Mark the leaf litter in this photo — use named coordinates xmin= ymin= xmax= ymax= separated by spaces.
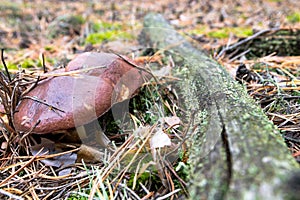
xmin=1 ymin=0 xmax=300 ymax=199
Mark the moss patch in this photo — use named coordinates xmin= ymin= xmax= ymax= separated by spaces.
xmin=208 ymin=27 xmax=253 ymax=39
xmin=287 ymin=12 xmax=300 ymax=23
xmin=91 ymin=21 xmax=122 ymax=32
xmin=189 ymin=26 xmax=253 ymax=39
xmin=85 ymin=21 xmax=134 ymax=44
xmin=85 ymin=31 xmax=133 ymax=44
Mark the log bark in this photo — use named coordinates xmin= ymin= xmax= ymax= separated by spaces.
xmin=139 ymin=13 xmax=299 ymax=200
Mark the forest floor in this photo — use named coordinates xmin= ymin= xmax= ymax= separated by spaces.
xmin=1 ymin=0 xmax=300 ymax=199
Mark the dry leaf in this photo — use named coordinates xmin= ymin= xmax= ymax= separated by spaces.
xmin=150 ymin=129 xmax=171 ymax=149
xmin=133 ymin=126 xmax=151 ymax=139
xmin=30 ymin=138 xmax=77 ymax=176
xmin=77 ymin=144 xmax=104 ymax=162
xmin=164 ymin=116 xmax=181 ymax=128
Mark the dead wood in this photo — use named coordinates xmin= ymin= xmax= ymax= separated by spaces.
xmin=139 ymin=13 xmax=299 ymax=200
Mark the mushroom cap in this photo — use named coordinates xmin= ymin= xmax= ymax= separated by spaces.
xmin=13 ymin=52 xmax=149 ymax=134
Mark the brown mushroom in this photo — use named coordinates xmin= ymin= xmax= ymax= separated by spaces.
xmin=13 ymin=52 xmax=150 ymax=134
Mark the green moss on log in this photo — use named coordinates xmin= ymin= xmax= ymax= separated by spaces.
xmin=140 ymin=13 xmax=299 ymax=200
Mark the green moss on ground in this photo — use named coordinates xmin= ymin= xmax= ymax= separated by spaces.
xmin=287 ymin=12 xmax=300 ymax=23
xmin=189 ymin=26 xmax=253 ymax=39
xmin=85 ymin=21 xmax=135 ymax=45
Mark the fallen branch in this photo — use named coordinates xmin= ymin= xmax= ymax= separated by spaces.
xmin=140 ymin=13 xmax=299 ymax=200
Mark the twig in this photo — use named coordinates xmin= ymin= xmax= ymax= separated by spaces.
xmin=1 ymin=49 xmax=12 ymax=82
xmin=36 ymin=65 xmax=107 ymax=77
xmin=42 ymin=53 xmax=47 ymax=73
xmin=228 ymin=49 xmax=251 ymax=63
xmin=0 ymin=73 xmax=11 ymax=113
xmin=140 ymin=191 xmax=154 ymax=200
xmin=0 ymin=71 xmax=10 ymax=93
xmin=21 ymin=76 xmax=41 ymax=96
xmin=119 ymin=183 xmax=141 ymax=200
xmin=0 ymin=148 xmax=44 ymax=187
xmin=0 ymin=189 xmax=24 ymax=200
xmin=156 ymin=189 xmax=181 ymax=200
xmin=216 ymin=28 xmax=279 ymax=59
xmin=164 ymin=160 xmax=187 ymax=187
xmin=21 ymin=96 xmax=65 ymax=113
xmin=10 ymin=83 xmax=19 ymax=129
xmin=19 ymin=120 xmax=41 ymax=141
xmin=113 ymin=52 xmax=157 ymax=82
xmin=0 ymin=148 xmax=80 ymax=169
xmin=139 ymin=182 xmax=150 ymax=194
xmin=283 ymin=135 xmax=300 ymax=143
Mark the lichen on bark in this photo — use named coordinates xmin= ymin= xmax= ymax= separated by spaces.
xmin=140 ymin=13 xmax=299 ymax=200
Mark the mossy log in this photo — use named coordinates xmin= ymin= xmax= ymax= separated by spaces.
xmin=139 ymin=13 xmax=299 ymax=200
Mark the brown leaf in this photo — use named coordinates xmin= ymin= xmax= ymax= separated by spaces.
xmin=76 ymin=144 xmax=105 ymax=163
xmin=30 ymin=138 xmax=77 ymax=176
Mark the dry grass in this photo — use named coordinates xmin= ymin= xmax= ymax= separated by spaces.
xmin=221 ymin=55 xmax=300 ymax=163
xmin=0 ymin=52 xmax=189 ymax=199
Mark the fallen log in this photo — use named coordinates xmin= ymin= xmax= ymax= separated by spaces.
xmin=140 ymin=13 xmax=299 ymax=199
